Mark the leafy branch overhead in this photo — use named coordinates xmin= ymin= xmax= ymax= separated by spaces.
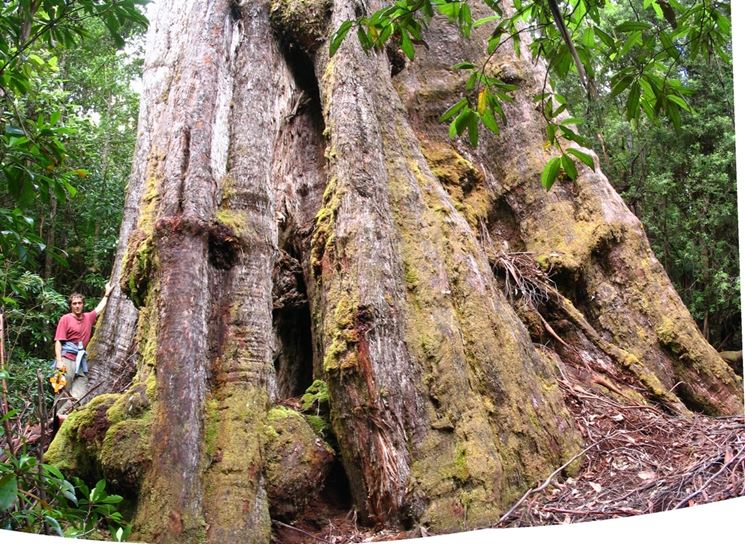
xmin=1 ymin=0 xmax=148 ymax=260
xmin=329 ymin=0 xmax=731 ymax=190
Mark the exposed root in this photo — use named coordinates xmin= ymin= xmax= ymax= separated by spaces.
xmin=551 ymin=293 xmax=687 ymax=414
xmin=266 ymin=343 xmax=744 ymax=543
xmin=485 ymin=243 xmax=687 ymax=414
xmin=276 ymin=379 xmax=743 ymax=541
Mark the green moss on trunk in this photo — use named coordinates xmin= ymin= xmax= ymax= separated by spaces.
xmin=262 ymin=406 xmax=335 ymax=520
xmin=201 ymin=385 xmax=271 ymax=542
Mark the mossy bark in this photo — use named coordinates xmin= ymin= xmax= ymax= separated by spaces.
xmin=392 ymin=5 xmax=741 ymax=416
xmin=51 ymin=1 xmax=742 ymax=542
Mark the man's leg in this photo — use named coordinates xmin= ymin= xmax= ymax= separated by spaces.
xmin=70 ymin=374 xmax=88 ymax=403
xmin=56 ymin=360 xmax=77 ymax=416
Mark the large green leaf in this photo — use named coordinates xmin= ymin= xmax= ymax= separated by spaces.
xmin=541 ymin=157 xmax=562 ymax=190
xmin=566 ymin=148 xmax=595 ymax=171
xmin=626 ymin=82 xmax=641 ymax=121
xmin=0 ymin=474 xmax=18 ymax=511
xmin=329 ymin=20 xmax=354 ymax=57
xmin=615 ymin=21 xmax=652 ymax=32
xmin=440 ymin=98 xmax=468 ymax=122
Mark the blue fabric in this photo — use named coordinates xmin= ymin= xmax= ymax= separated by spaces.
xmin=52 ymin=341 xmax=89 ymax=376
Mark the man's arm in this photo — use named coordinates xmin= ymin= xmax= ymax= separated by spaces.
xmin=93 ymin=282 xmax=114 ymax=315
xmin=55 ymin=340 xmax=64 ymax=370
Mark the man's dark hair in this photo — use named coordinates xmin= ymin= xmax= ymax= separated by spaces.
xmin=69 ymin=292 xmax=85 ymax=308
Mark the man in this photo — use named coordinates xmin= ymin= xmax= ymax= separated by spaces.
xmin=53 ymin=282 xmax=113 ymax=412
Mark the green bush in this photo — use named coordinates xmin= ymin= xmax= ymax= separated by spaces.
xmin=0 ymin=445 xmax=131 ymax=540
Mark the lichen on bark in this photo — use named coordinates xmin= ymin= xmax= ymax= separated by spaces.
xmin=269 ymin=0 xmax=332 ymax=53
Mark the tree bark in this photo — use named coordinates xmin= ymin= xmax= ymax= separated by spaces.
xmin=42 ymin=191 xmax=56 ymax=279
xmin=47 ymin=1 xmax=743 ymax=542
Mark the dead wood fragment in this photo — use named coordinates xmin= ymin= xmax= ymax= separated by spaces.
xmin=487 ymin=247 xmax=687 ymax=413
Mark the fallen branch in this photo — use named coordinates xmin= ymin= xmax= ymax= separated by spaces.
xmin=498 ymin=432 xmax=620 ymax=525
xmin=272 ymin=520 xmax=331 ymax=543
xmin=672 ymin=443 xmax=745 ymax=509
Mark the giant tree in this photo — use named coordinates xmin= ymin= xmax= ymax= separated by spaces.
xmin=45 ymin=1 xmax=743 ymax=542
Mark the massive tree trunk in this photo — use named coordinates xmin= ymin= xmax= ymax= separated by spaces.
xmin=46 ymin=1 xmax=742 ymax=542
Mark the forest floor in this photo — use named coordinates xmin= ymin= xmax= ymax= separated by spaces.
xmin=18 ymin=364 xmax=743 ymax=543
xmin=273 ymin=373 xmax=745 ymax=543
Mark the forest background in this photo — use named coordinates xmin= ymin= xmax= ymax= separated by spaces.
xmin=0 ymin=0 xmax=742 ymax=538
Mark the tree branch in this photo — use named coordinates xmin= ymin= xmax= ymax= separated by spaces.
xmin=546 ymin=0 xmax=598 ymax=101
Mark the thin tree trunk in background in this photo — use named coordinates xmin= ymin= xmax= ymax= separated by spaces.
xmin=91 ymin=89 xmax=114 ymax=274
xmin=43 ymin=192 xmax=56 ymax=279
xmin=0 ymin=310 xmax=15 ymax=458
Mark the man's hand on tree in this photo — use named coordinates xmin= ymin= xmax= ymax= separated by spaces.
xmin=95 ymin=282 xmax=114 ymax=314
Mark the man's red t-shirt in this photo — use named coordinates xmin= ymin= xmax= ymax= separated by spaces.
xmin=55 ymin=311 xmax=97 ymax=361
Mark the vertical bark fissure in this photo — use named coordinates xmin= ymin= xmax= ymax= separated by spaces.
xmin=177 ymin=126 xmax=191 ymax=215
xmin=43 ymin=192 xmax=57 ymax=279
xmin=200 ymin=2 xmax=295 ymax=541
xmin=311 ymin=1 xmax=424 ymax=521
xmin=381 ymin=106 xmax=580 ymax=529
xmin=272 ymin=249 xmax=314 ymax=399
xmin=131 ymin=1 xmax=235 ymax=541
xmin=85 ymin=0 xmax=190 ymax=395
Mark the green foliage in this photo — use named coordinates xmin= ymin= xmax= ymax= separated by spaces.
xmin=1 ymin=1 xmax=145 ymax=366
xmin=0 ymin=14 xmax=146 ymax=531
xmin=48 ymin=19 xmax=144 ymax=292
xmin=1 ymin=0 xmax=147 ymax=264
xmin=330 ymin=1 xmax=731 ymax=186
xmin=300 ymin=379 xmax=329 ymax=412
xmin=299 ymin=380 xmax=331 ymax=438
xmin=1 ymin=354 xmax=56 ymax=421
xmin=0 ymin=270 xmax=64 ymax=434
xmin=0 ymin=450 xmax=131 ymax=540
xmin=533 ymin=91 xmax=597 ymax=188
xmin=438 ymin=62 xmax=517 ymax=146
xmin=549 ymin=4 xmax=738 ymax=347
xmin=329 ymin=0 xmax=515 ymax=147
xmin=2 ymin=270 xmax=67 ymax=357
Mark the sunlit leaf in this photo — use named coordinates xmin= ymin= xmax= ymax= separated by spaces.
xmin=667 ymin=94 xmax=691 ymax=112
xmin=440 ymin=98 xmax=468 ymax=122
xmin=566 ymin=148 xmax=596 ymax=171
xmin=541 ymin=157 xmax=562 ymax=190
xmin=400 ymin=28 xmax=415 ymax=60
xmin=561 ymin=154 xmax=578 ymax=180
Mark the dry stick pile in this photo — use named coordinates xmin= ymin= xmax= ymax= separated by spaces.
xmin=283 ymin=389 xmax=745 ymax=543
xmin=486 ymin=249 xmax=745 ymax=525
xmin=298 ymin=383 xmax=745 ymax=542
xmin=498 ymin=382 xmax=745 ymax=527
